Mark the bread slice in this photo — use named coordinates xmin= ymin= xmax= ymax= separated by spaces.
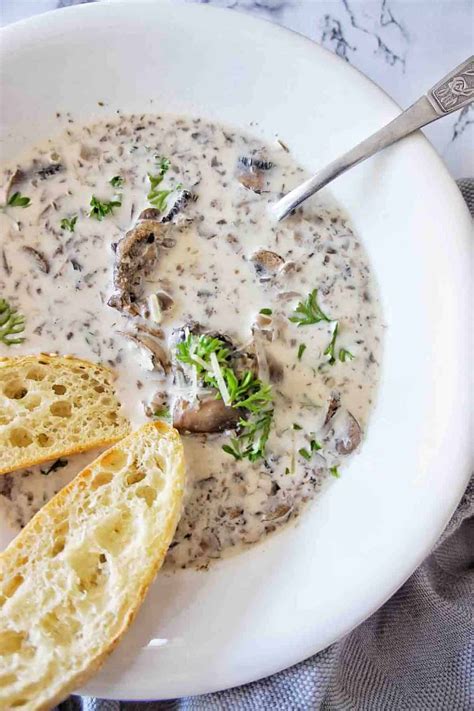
xmin=0 ymin=354 xmax=130 ymax=475
xmin=0 ymin=421 xmax=185 ymax=711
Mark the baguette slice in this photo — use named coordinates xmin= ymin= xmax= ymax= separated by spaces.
xmin=0 ymin=354 xmax=130 ymax=475
xmin=0 ymin=422 xmax=185 ymax=711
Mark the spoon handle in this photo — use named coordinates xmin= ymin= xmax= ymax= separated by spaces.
xmin=272 ymin=56 xmax=474 ymax=222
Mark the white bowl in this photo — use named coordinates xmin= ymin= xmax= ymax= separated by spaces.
xmin=1 ymin=1 xmax=472 ymax=701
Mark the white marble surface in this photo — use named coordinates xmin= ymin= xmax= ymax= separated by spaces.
xmin=1 ymin=0 xmax=473 ymax=178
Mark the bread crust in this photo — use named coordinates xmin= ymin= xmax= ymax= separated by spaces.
xmin=0 ymin=422 xmax=185 ymax=711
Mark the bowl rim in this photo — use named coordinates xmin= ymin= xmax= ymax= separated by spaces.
xmin=1 ymin=0 xmax=472 ymax=700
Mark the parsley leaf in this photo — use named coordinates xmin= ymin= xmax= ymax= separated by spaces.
xmin=7 ymin=191 xmax=30 ymax=208
xmin=147 ymin=157 xmax=180 ymax=213
xmin=0 ymin=298 xmax=25 ymax=346
xmin=89 ymin=195 xmax=122 ymax=220
xmin=289 ymin=289 xmax=331 ymax=326
xmin=259 ymin=308 xmax=272 ymax=315
xmin=292 ymin=423 xmax=302 ymax=430
xmin=60 ymin=215 xmax=78 ymax=232
xmin=330 ymin=465 xmax=340 ymax=478
xmin=324 ymin=322 xmax=339 ymax=365
xmin=310 ymin=439 xmax=322 ymax=452
xmin=154 ymin=406 xmax=170 ymax=421
xmin=297 ymin=343 xmax=306 ymax=360
xmin=339 ymin=348 xmax=354 ymax=362
xmin=299 ymin=447 xmax=311 ymax=461
xmin=109 ymin=175 xmax=124 ymax=188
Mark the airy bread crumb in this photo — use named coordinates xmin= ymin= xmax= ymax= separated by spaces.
xmin=0 ymin=421 xmax=185 ymax=711
xmin=0 ymin=354 xmax=130 ymax=475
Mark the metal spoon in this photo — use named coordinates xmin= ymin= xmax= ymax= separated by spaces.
xmin=272 ymin=56 xmax=474 ymax=222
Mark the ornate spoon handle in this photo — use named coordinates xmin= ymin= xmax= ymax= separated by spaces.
xmin=272 ymin=56 xmax=474 ymax=222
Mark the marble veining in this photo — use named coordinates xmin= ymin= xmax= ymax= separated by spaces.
xmin=0 ymin=0 xmax=472 ymax=178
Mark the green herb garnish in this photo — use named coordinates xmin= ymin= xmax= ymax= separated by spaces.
xmin=297 ymin=343 xmax=306 ymax=361
xmin=330 ymin=466 xmax=340 ymax=478
xmin=324 ymin=322 xmax=339 ymax=365
xmin=259 ymin=308 xmax=272 ymax=316
xmin=89 ymin=195 xmax=122 ymax=220
xmin=146 ymin=156 xmax=174 ymax=211
xmin=310 ymin=439 xmax=322 ymax=452
xmin=339 ymin=348 xmax=354 ymax=363
xmin=299 ymin=447 xmax=311 ymax=461
xmin=292 ymin=423 xmax=302 ymax=430
xmin=41 ymin=458 xmax=68 ymax=476
xmin=109 ymin=175 xmax=124 ymax=188
xmin=290 ymin=289 xmax=331 ymax=326
xmin=176 ymin=333 xmax=274 ymax=462
xmin=154 ymin=406 xmax=170 ymax=421
xmin=7 ymin=192 xmax=30 ymax=208
xmin=0 ymin=298 xmax=25 ymax=346
xmin=60 ymin=215 xmax=78 ymax=232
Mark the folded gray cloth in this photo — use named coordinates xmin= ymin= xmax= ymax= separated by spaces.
xmin=58 ymin=181 xmax=473 ymax=711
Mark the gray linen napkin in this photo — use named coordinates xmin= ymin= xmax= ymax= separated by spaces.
xmin=58 ymin=182 xmax=473 ymax=711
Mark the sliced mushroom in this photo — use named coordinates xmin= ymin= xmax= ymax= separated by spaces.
xmin=335 ymin=411 xmax=362 ymax=455
xmin=161 ymin=189 xmax=193 ymax=223
xmin=3 ymin=168 xmax=24 ymax=204
xmin=262 ymin=503 xmax=292 ymax=522
xmin=267 ymin=354 xmax=284 ymax=384
xmin=172 ymin=396 xmax=240 ymax=434
xmin=120 ymin=331 xmax=170 ymax=373
xmin=22 ymin=246 xmax=50 ymax=274
xmin=324 ymin=392 xmax=341 ymax=425
xmin=37 ymin=163 xmax=63 ymax=180
xmin=108 ymin=215 xmax=172 ymax=314
xmin=250 ymin=249 xmax=285 ymax=281
xmin=237 ymin=156 xmax=273 ymax=194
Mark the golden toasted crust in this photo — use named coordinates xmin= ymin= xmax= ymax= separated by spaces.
xmin=0 ymin=422 xmax=185 ymax=711
xmin=0 ymin=354 xmax=130 ymax=475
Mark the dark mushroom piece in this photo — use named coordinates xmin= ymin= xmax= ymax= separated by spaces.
xmin=335 ymin=411 xmax=362 ymax=455
xmin=108 ymin=214 xmax=172 ymax=314
xmin=172 ymin=396 xmax=240 ymax=434
xmin=22 ymin=246 xmax=50 ymax=274
xmin=237 ymin=156 xmax=273 ymax=194
xmin=120 ymin=331 xmax=170 ymax=374
xmin=250 ymin=249 xmax=285 ymax=281
xmin=324 ymin=392 xmax=341 ymax=425
xmin=37 ymin=163 xmax=63 ymax=180
xmin=3 ymin=168 xmax=24 ymax=203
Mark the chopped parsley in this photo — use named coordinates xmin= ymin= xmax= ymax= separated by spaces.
xmin=292 ymin=423 xmax=302 ymax=430
xmin=41 ymin=458 xmax=68 ymax=476
xmin=109 ymin=175 xmax=124 ymax=188
xmin=154 ymin=406 xmax=170 ymax=421
xmin=310 ymin=438 xmax=322 ymax=452
xmin=289 ymin=289 xmax=331 ymax=326
xmin=324 ymin=322 xmax=339 ymax=365
xmin=147 ymin=156 xmax=176 ymax=212
xmin=60 ymin=215 xmax=78 ymax=232
xmin=0 ymin=298 xmax=25 ymax=345
xmin=330 ymin=466 xmax=340 ymax=478
xmin=297 ymin=343 xmax=306 ymax=360
xmin=89 ymin=195 xmax=122 ymax=220
xmin=259 ymin=308 xmax=272 ymax=315
xmin=298 ymin=438 xmax=322 ymax=462
xmin=7 ymin=191 xmax=30 ymax=208
xmin=176 ymin=333 xmax=274 ymax=462
xmin=339 ymin=348 xmax=354 ymax=363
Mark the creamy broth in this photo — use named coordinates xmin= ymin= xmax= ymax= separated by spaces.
xmin=0 ymin=114 xmax=382 ymax=568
